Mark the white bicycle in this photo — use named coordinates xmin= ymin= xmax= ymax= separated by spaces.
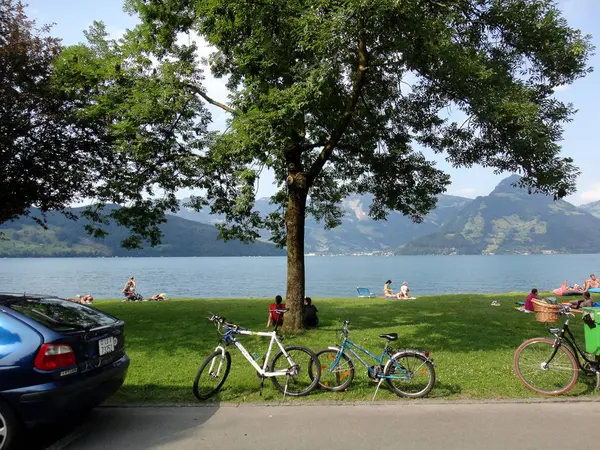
xmin=193 ymin=311 xmax=321 ymax=399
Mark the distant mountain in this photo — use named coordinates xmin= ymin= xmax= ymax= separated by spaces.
xmin=177 ymin=194 xmax=472 ymax=254
xmin=399 ymin=175 xmax=600 ymax=255
xmin=579 ymin=200 xmax=600 ymax=219
xmin=0 ymin=207 xmax=285 ymax=257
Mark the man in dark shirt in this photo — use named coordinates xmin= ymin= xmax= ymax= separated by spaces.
xmin=303 ymin=297 xmax=319 ymax=328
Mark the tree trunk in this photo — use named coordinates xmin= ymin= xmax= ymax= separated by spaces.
xmin=282 ymin=183 xmax=308 ymax=333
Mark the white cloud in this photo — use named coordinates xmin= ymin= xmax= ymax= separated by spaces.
xmin=579 ymin=183 xmax=600 ymax=203
xmin=553 ymin=84 xmax=570 ymax=92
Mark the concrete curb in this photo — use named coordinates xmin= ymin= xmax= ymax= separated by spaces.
xmin=100 ymin=396 xmax=600 ymax=408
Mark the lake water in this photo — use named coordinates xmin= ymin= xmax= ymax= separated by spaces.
xmin=1 ymin=255 xmax=599 ymax=299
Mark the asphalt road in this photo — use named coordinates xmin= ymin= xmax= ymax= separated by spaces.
xmin=47 ymin=401 xmax=600 ymax=450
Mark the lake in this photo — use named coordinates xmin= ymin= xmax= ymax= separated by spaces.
xmin=1 ymin=254 xmax=599 ymax=299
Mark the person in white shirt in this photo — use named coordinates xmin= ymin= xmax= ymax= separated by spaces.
xmin=397 ymin=282 xmax=410 ymax=299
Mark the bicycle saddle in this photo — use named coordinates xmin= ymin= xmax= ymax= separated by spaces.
xmin=379 ymin=333 xmax=398 ymax=341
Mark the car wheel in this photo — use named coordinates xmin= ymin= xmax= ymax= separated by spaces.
xmin=0 ymin=399 xmax=20 ymax=450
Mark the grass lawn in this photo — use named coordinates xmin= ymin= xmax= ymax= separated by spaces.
xmin=95 ymin=293 xmax=599 ymax=403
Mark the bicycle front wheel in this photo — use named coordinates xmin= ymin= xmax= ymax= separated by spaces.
xmin=311 ymin=348 xmax=355 ymax=391
xmin=514 ymin=337 xmax=578 ymax=395
xmin=270 ymin=346 xmax=321 ymax=396
xmin=193 ymin=350 xmax=231 ymax=400
xmin=384 ymin=351 xmax=436 ymax=398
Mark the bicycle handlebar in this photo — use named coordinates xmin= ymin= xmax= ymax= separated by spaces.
xmin=207 ymin=312 xmax=246 ymax=331
xmin=558 ymin=305 xmax=575 ymax=317
xmin=341 ymin=319 xmax=350 ymax=337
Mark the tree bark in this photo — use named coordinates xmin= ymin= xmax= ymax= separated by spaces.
xmin=282 ymin=177 xmax=308 ymax=333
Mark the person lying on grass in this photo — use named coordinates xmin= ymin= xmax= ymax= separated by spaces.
xmin=266 ymin=295 xmax=286 ymax=328
xmin=67 ymin=295 xmax=93 ymax=305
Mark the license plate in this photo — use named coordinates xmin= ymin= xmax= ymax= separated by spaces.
xmin=99 ymin=336 xmax=117 ymax=356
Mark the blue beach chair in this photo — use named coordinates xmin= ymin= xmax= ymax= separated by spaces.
xmin=357 ymin=287 xmax=376 ymax=298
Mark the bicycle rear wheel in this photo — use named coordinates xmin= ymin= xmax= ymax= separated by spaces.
xmin=311 ymin=348 xmax=355 ymax=391
xmin=384 ymin=351 xmax=436 ymax=398
xmin=270 ymin=346 xmax=321 ymax=396
xmin=193 ymin=350 xmax=231 ymax=400
xmin=514 ymin=337 xmax=578 ymax=395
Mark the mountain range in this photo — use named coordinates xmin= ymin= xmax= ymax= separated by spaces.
xmin=177 ymin=193 xmax=472 ymax=254
xmin=399 ymin=175 xmax=600 ymax=255
xmin=0 ymin=207 xmax=284 ymax=257
xmin=3 ymin=175 xmax=600 ymax=256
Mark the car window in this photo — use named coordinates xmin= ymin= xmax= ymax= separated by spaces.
xmin=7 ymin=298 xmax=117 ymax=332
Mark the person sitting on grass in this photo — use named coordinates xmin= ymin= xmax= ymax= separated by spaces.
xmin=568 ymin=291 xmax=594 ymax=310
xmin=303 ymin=297 xmax=319 ymax=328
xmin=396 ymin=282 xmax=411 ymax=299
xmin=583 ymin=274 xmax=600 ymax=292
xmin=384 ymin=280 xmax=394 ymax=296
xmin=524 ymin=288 xmax=542 ymax=312
xmin=266 ymin=295 xmax=286 ymax=328
xmin=150 ymin=293 xmax=167 ymax=301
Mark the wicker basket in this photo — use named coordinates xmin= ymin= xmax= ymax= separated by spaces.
xmin=532 ymin=299 xmax=560 ymax=323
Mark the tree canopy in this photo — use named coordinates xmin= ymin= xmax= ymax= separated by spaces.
xmin=3 ymin=0 xmax=593 ymax=330
xmin=1 ymin=1 xmax=210 ymax=247
xmin=119 ymin=0 xmax=592 ymax=329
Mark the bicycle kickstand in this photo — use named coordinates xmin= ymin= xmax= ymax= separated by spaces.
xmin=281 ymin=375 xmax=289 ymax=402
xmin=259 ymin=376 xmax=265 ymax=397
xmin=372 ymin=377 xmax=384 ymax=401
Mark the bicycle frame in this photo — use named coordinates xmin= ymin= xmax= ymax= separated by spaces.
xmin=549 ymin=319 xmax=599 ymax=372
xmin=213 ymin=326 xmax=295 ymax=378
xmin=332 ymin=336 xmax=413 ymax=380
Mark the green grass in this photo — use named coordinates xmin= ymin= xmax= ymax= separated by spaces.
xmin=94 ymin=294 xmax=598 ymax=403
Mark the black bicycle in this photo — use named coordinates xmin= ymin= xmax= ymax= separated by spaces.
xmin=514 ymin=305 xmax=600 ymax=395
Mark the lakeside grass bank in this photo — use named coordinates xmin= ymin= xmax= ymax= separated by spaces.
xmin=95 ymin=293 xmax=597 ymax=403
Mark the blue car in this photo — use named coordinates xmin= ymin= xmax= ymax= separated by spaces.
xmin=0 ymin=293 xmax=130 ymax=450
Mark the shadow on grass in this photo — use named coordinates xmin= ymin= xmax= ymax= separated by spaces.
xmin=95 ymin=295 xmax=594 ymax=402
xmin=103 ymin=294 xmax=563 ymax=355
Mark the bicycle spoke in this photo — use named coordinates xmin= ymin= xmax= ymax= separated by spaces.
xmin=514 ymin=339 xmax=578 ymax=395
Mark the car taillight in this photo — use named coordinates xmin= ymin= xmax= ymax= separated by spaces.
xmin=34 ymin=344 xmax=76 ymax=370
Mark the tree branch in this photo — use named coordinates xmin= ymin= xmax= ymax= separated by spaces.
xmin=307 ymin=36 xmax=368 ymax=183
xmin=189 ymin=85 xmax=236 ymax=114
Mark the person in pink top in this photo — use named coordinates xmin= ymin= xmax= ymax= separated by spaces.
xmin=525 ymin=288 xmax=542 ymax=312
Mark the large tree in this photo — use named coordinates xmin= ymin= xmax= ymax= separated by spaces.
xmin=120 ymin=0 xmax=592 ymax=330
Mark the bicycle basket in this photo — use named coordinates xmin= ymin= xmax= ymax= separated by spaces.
xmin=532 ymin=299 xmax=560 ymax=323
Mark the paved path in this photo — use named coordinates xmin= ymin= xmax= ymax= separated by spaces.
xmin=62 ymin=402 xmax=600 ymax=450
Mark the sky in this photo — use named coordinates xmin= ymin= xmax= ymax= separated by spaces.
xmin=25 ymin=0 xmax=600 ymax=205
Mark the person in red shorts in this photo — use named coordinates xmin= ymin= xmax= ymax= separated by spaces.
xmin=266 ymin=295 xmax=286 ymax=327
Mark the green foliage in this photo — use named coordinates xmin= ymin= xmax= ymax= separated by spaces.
xmin=94 ymin=294 xmax=593 ymax=403
xmin=125 ymin=0 xmax=592 ymax=242
xmin=1 ymin=0 xmax=81 ymax=224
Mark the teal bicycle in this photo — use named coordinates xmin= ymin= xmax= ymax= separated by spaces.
xmin=311 ymin=320 xmax=436 ymax=399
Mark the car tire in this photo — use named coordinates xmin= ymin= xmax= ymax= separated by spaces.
xmin=0 ymin=398 xmax=21 ymax=450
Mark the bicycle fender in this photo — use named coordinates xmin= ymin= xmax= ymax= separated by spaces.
xmin=388 ymin=350 xmax=435 ymax=366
